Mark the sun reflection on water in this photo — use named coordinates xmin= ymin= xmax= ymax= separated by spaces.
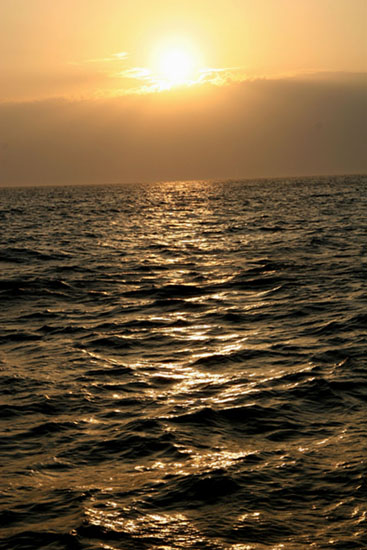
xmin=84 ymin=506 xmax=214 ymax=548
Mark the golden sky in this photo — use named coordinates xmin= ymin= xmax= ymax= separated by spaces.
xmin=1 ymin=0 xmax=366 ymax=101
xmin=0 ymin=0 xmax=366 ymax=184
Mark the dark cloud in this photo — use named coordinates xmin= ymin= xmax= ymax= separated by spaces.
xmin=1 ymin=73 xmax=366 ymax=186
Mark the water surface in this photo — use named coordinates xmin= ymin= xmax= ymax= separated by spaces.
xmin=0 ymin=175 xmax=366 ymax=549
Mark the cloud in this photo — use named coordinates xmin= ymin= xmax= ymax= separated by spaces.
xmin=198 ymin=67 xmax=243 ymax=86
xmin=116 ymin=68 xmax=153 ymax=80
xmin=84 ymin=51 xmax=129 ymax=64
xmin=113 ymin=52 xmax=129 ymax=60
xmin=112 ymin=64 xmax=244 ymax=94
xmin=0 ymin=73 xmax=366 ymax=186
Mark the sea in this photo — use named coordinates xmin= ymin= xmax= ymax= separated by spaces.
xmin=0 ymin=175 xmax=366 ymax=550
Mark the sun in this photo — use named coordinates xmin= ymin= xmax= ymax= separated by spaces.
xmin=158 ymin=48 xmax=194 ymax=85
xmin=151 ymin=39 xmax=201 ymax=88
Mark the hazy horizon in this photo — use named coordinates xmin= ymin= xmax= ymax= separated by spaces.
xmin=1 ymin=72 xmax=366 ymax=186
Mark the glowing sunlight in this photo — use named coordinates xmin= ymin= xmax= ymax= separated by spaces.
xmin=158 ymin=48 xmax=195 ymax=85
xmin=151 ymin=39 xmax=202 ymax=89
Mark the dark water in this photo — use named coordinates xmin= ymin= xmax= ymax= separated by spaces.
xmin=0 ymin=175 xmax=366 ymax=550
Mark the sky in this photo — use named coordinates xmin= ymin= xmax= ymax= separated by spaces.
xmin=0 ymin=0 xmax=366 ymax=185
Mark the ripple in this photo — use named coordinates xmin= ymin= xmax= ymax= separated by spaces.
xmin=0 ymin=175 xmax=366 ymax=549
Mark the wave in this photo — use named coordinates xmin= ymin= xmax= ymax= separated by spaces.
xmin=0 ymin=175 xmax=366 ymax=549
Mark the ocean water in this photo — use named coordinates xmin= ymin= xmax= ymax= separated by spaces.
xmin=0 ymin=175 xmax=366 ymax=550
